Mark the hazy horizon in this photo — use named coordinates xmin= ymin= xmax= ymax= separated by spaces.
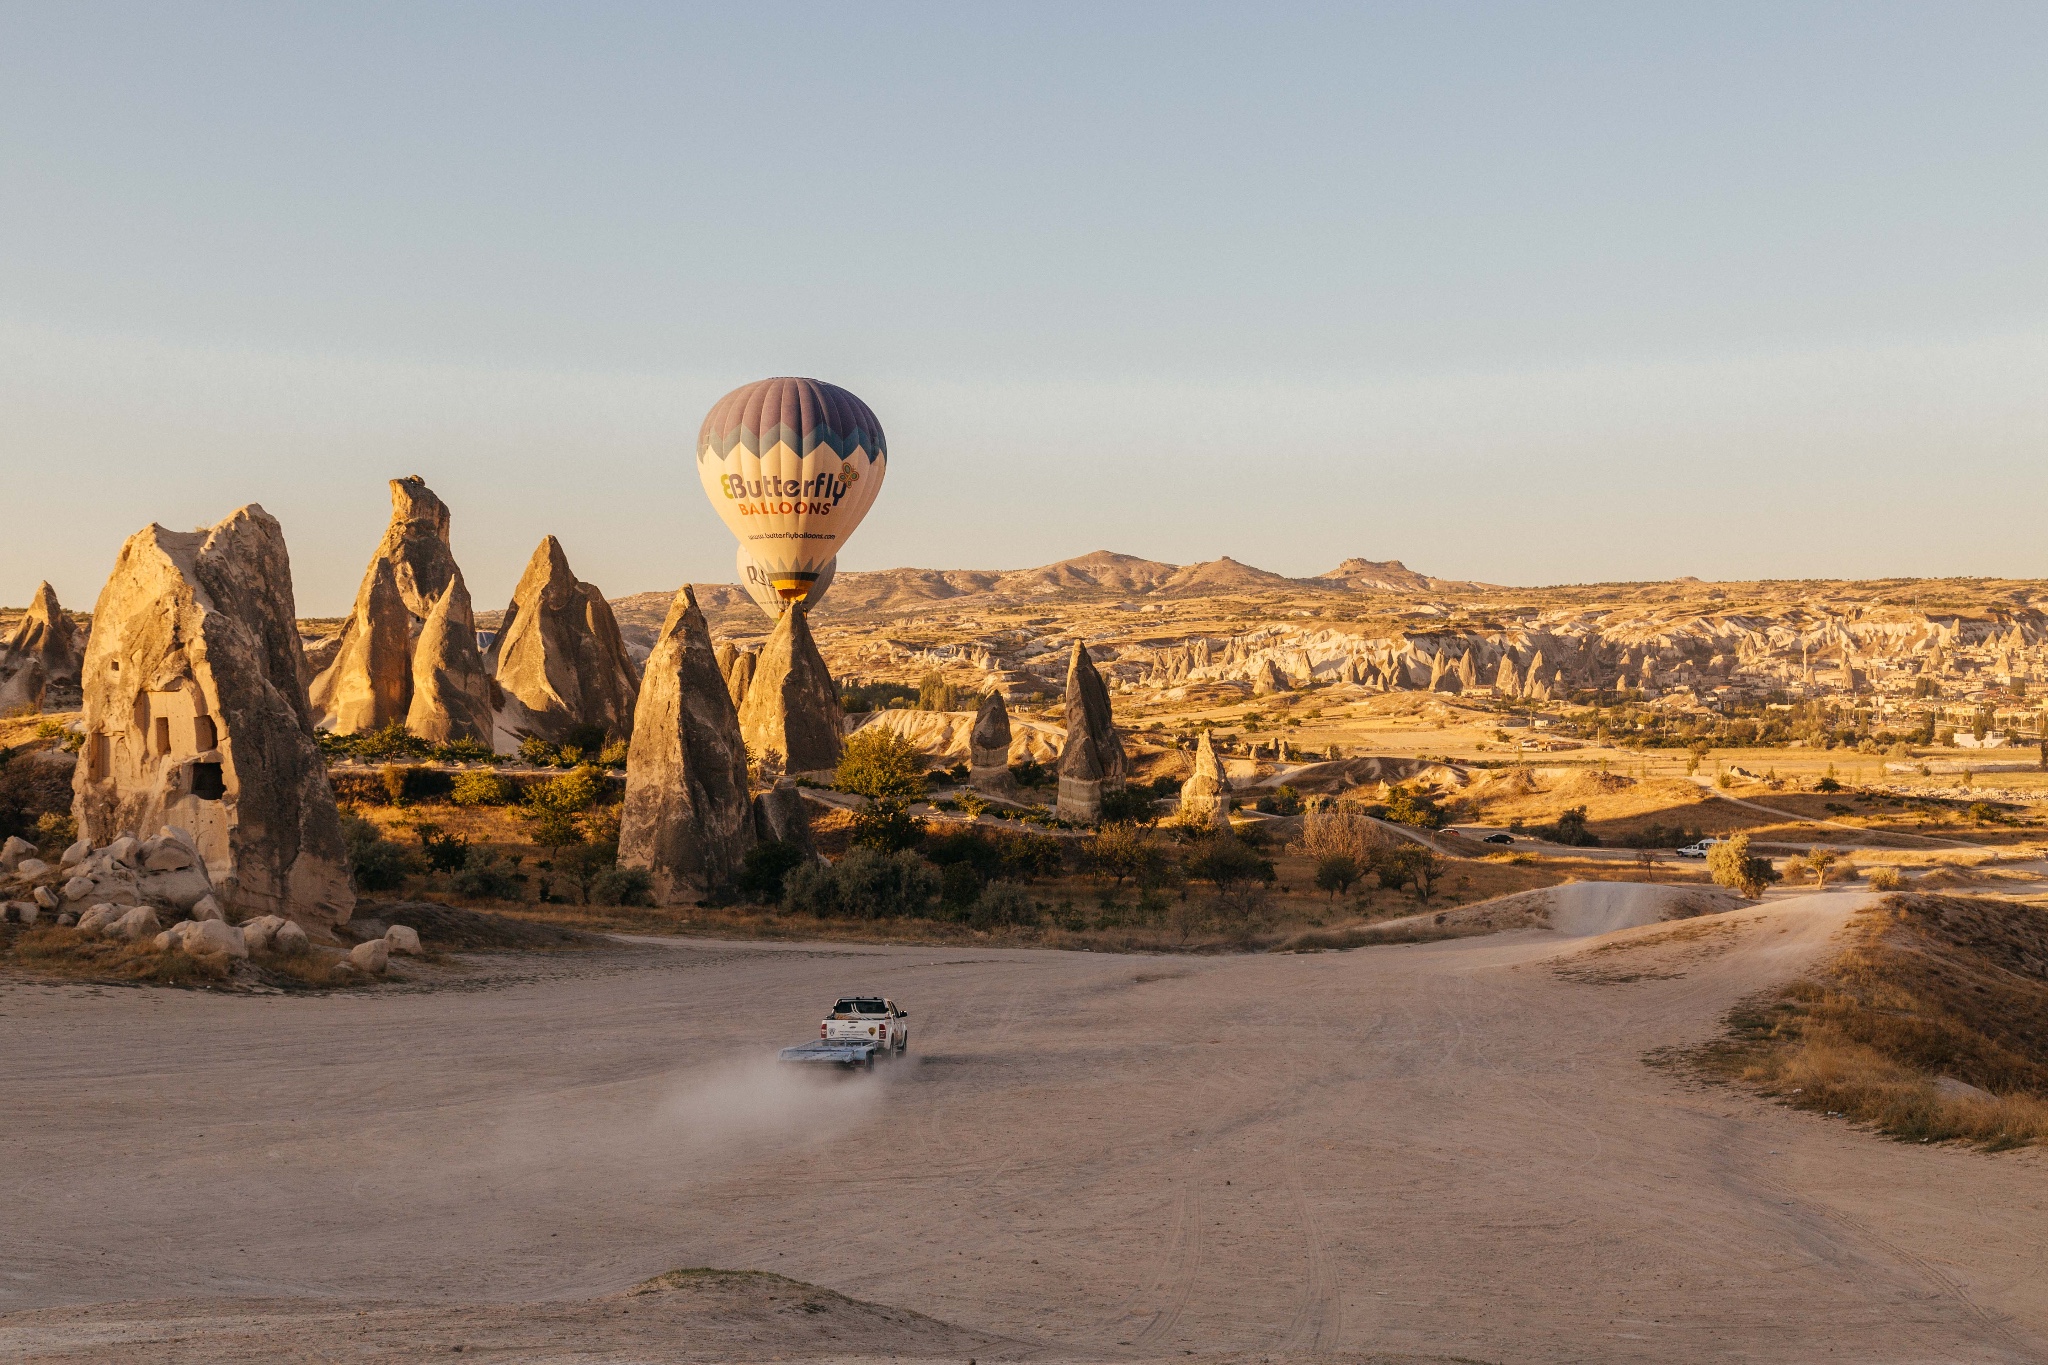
xmin=5 ymin=5 xmax=2046 ymax=615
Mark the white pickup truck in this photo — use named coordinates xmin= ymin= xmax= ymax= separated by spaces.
xmin=1674 ymin=838 xmax=1722 ymax=860
xmin=777 ymin=996 xmax=911 ymax=1068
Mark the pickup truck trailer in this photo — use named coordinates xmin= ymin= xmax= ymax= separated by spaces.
xmin=777 ymin=996 xmax=911 ymax=1068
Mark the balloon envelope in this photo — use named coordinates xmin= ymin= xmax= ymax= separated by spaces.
xmin=739 ymin=545 xmax=834 ymax=621
xmin=697 ymin=377 xmax=885 ymax=605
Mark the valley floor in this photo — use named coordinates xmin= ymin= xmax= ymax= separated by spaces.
xmin=2 ymin=889 xmax=2044 ymax=1363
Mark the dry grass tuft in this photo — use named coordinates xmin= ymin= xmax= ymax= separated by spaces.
xmin=4 ymin=924 xmax=231 ymax=986
xmin=1684 ymin=893 xmax=2048 ymax=1149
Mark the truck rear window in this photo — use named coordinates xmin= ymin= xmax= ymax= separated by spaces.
xmin=834 ymin=999 xmax=888 ymax=1014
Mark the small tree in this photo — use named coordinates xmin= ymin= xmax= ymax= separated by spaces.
xmin=836 ymin=728 xmax=927 ymax=803
xmin=1707 ymin=832 xmax=1779 ymax=899
xmin=1383 ymin=784 xmax=1446 ymax=830
xmin=1376 ymin=842 xmax=1439 ymax=899
xmin=1314 ymin=853 xmax=1361 ymax=901
xmin=1087 ymin=822 xmax=1150 ymax=887
xmin=1795 ymin=848 xmax=1839 ymax=887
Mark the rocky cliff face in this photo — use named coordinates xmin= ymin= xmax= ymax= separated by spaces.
xmin=72 ymin=506 xmax=353 ymax=926
xmin=617 ymin=587 xmax=755 ymax=903
xmin=309 ymin=477 xmax=464 ymax=735
xmin=488 ymin=536 xmax=640 ymax=745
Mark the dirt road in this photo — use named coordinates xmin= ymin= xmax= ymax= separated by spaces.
xmin=4 ymin=889 xmax=2045 ymax=1362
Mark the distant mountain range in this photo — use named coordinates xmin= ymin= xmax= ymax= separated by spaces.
xmin=600 ymin=550 xmax=1495 ymax=641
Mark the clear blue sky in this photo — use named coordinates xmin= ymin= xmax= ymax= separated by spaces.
xmin=3 ymin=3 xmax=2045 ymax=615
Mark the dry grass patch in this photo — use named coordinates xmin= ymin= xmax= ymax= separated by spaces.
xmin=1681 ymin=893 xmax=2048 ymax=1149
xmin=2 ymin=924 xmax=231 ymax=986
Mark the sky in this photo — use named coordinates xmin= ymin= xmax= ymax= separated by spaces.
xmin=2 ymin=2 xmax=2045 ymax=616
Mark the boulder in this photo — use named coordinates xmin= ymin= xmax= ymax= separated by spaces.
xmin=14 ymin=858 xmax=51 ymax=879
xmin=384 ymin=923 xmax=422 ymax=955
xmin=5 ymin=901 xmax=36 ymax=926
xmin=968 ymin=690 xmax=1019 ymax=796
xmin=349 ymin=938 xmax=389 ymax=972
xmin=309 ymin=477 xmax=464 ymax=734
xmin=1177 ymin=730 xmax=1231 ymax=830
xmin=136 ymin=867 xmax=213 ymax=913
xmin=0 ymin=835 xmax=32 ymax=871
xmin=61 ymin=875 xmax=94 ymax=902
xmin=404 ymin=569 xmax=494 ymax=745
xmin=751 ymin=778 xmax=817 ymax=859
xmin=72 ymin=504 xmax=355 ymax=927
xmin=61 ymin=839 xmax=90 ymax=866
xmin=159 ymin=917 xmax=246 ymax=959
xmin=240 ymin=914 xmax=287 ymax=953
xmin=6 ymin=581 xmax=83 ymax=688
xmin=142 ymin=840 xmax=194 ymax=872
xmin=33 ymin=886 xmax=58 ymax=911
xmin=110 ymin=905 xmax=160 ymax=941
xmin=190 ymin=895 xmax=224 ymax=922
xmin=736 ymin=608 xmax=842 ymax=776
xmin=487 ymin=536 xmax=640 ymax=747
xmin=617 ymin=586 xmax=756 ymax=904
xmin=273 ymin=920 xmax=311 ymax=956
xmin=76 ymin=902 xmax=124 ymax=936
xmin=105 ymin=835 xmax=139 ymax=867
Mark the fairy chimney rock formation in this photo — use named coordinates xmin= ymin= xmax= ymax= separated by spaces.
xmin=72 ymin=506 xmax=354 ymax=926
xmin=1056 ymin=718 xmax=1105 ymax=824
xmin=9 ymin=581 xmax=83 ymax=687
xmin=725 ymin=648 xmax=758 ymax=712
xmin=968 ymin=689 xmax=1019 ymax=796
xmin=405 ymin=569 xmax=494 ymax=745
xmin=1178 ymin=730 xmax=1230 ymax=830
xmin=1251 ymin=657 xmax=1288 ymax=695
xmin=737 ymin=608 xmax=843 ymax=777
xmin=309 ymin=477 xmax=463 ymax=735
xmin=1056 ymin=640 xmax=1126 ymax=823
xmin=488 ymin=536 xmax=641 ymax=747
xmin=617 ymin=586 xmax=756 ymax=903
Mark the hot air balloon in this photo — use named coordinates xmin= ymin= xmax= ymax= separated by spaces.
xmin=739 ymin=545 xmax=835 ymax=621
xmin=697 ymin=377 xmax=885 ymax=607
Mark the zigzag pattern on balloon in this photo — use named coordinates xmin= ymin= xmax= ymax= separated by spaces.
xmin=697 ymin=376 xmax=887 ymax=465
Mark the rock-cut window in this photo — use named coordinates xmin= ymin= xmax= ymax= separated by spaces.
xmin=190 ymin=762 xmax=226 ymax=801
xmin=153 ymin=716 xmax=171 ymax=758
xmin=194 ymin=715 xmax=218 ymax=751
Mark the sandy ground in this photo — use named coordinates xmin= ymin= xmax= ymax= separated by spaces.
xmin=4 ymin=887 xmax=2046 ymax=1363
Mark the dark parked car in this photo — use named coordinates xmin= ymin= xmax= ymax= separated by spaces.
xmin=1482 ymin=832 xmax=1515 ymax=845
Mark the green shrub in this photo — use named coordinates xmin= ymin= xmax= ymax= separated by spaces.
xmin=970 ymin=879 xmax=1038 ymax=928
xmin=414 ymin=822 xmax=471 ymax=873
xmin=849 ymin=800 xmax=926 ymax=852
xmin=1185 ymin=836 xmax=1274 ymax=889
xmin=381 ymin=765 xmax=454 ymax=805
xmin=1098 ymin=786 xmax=1160 ymax=825
xmin=451 ymin=852 xmax=521 ymax=900
xmin=451 ymin=770 xmax=517 ymax=806
xmin=1383 ymin=783 xmax=1446 ymax=829
xmin=317 ymin=722 xmax=431 ymax=762
xmin=840 ymin=681 xmax=919 ymax=713
xmin=588 ymin=865 xmax=654 ymax=907
xmin=431 ymin=737 xmax=496 ymax=763
xmin=836 ymin=729 xmax=927 ymax=802
xmin=518 ymin=736 xmax=563 ymax=767
xmin=341 ymin=813 xmax=414 ymax=891
xmin=939 ymin=860 xmax=984 ymax=908
xmin=1011 ymin=758 xmax=1049 ymax=788
xmin=783 ymin=846 xmax=940 ymax=920
xmin=739 ymin=840 xmax=807 ymax=903
xmin=598 ymin=739 xmax=630 ymax=769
